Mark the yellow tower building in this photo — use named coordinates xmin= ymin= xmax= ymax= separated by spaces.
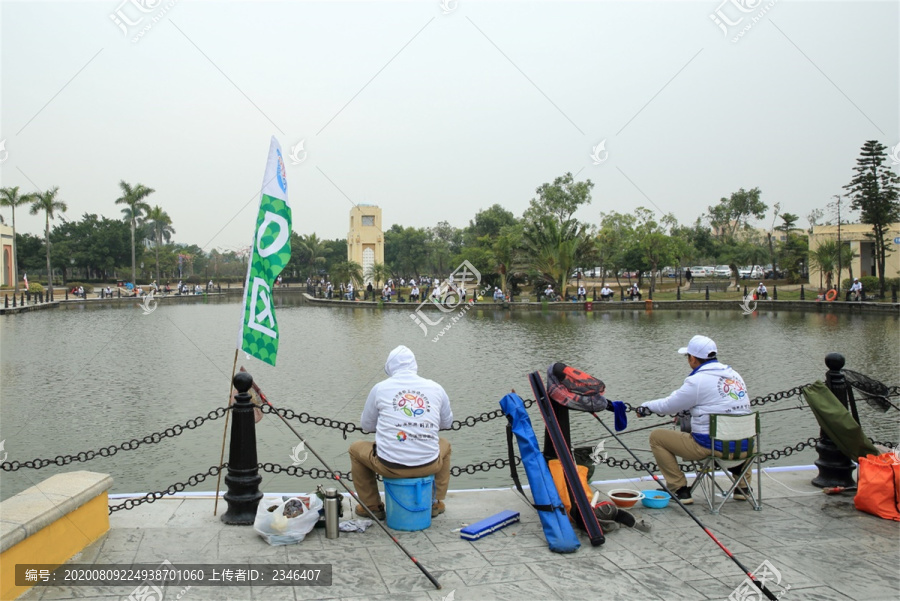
xmin=348 ymin=204 xmax=384 ymax=284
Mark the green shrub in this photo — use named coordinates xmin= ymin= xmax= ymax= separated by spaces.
xmin=28 ymin=282 xmax=44 ymax=293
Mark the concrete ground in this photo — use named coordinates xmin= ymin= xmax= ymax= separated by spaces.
xmin=15 ymin=468 xmax=900 ymax=601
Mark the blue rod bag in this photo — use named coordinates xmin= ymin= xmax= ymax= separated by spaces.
xmin=500 ymin=392 xmax=580 ymax=553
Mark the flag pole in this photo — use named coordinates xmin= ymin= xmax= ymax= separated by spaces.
xmin=213 ymin=348 xmax=240 ymax=515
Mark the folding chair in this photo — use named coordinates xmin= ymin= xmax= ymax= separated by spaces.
xmin=690 ymin=413 xmax=762 ymax=513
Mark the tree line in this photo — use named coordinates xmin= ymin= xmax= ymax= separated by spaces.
xmin=2 ymin=140 xmax=897 ymax=296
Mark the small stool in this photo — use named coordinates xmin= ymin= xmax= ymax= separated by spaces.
xmin=383 ymin=475 xmax=435 ymax=531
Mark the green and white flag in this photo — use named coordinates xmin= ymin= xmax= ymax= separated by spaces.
xmin=238 ymin=137 xmax=292 ymax=366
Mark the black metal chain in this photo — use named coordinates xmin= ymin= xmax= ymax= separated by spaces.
xmin=108 ymin=464 xmax=226 ymax=514
xmin=749 ymin=385 xmax=808 ymax=407
xmin=2 ymin=407 xmax=230 ymax=472
xmin=870 ymin=439 xmax=897 ymax=449
xmin=260 ymin=405 xmax=361 ymax=439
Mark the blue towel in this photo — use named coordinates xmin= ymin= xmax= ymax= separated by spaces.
xmin=609 ymin=401 xmax=628 ymax=432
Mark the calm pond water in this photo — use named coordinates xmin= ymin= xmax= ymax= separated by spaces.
xmin=1 ymin=296 xmax=898 ymax=501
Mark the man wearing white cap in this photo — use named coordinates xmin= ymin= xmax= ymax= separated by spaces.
xmin=635 ymin=335 xmax=751 ymax=504
xmin=849 ymin=278 xmax=862 ymax=301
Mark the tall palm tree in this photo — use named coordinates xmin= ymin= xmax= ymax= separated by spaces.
xmin=115 ymin=180 xmax=154 ymax=284
xmin=522 ymin=217 xmax=589 ymax=298
xmin=809 ymin=240 xmax=838 ymax=289
xmin=0 ymin=186 xmax=34 ymax=292
xmin=331 ymin=261 xmax=363 ymax=291
xmin=298 ymin=233 xmax=331 ymax=279
xmin=28 ymin=187 xmax=67 ymax=292
xmin=145 ymin=205 xmax=175 ymax=284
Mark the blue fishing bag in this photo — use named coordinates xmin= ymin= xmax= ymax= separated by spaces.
xmin=500 ymin=392 xmax=580 ymax=553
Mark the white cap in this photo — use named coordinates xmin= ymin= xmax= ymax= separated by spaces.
xmin=678 ymin=335 xmax=718 ymax=359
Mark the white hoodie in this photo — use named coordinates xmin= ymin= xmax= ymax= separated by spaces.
xmin=361 ymin=346 xmax=453 ymax=466
xmin=642 ymin=361 xmax=750 ymax=447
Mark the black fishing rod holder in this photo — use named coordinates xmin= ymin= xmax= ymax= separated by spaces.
xmin=811 ymin=353 xmax=857 ymax=489
xmin=221 ymin=371 xmax=263 ymax=525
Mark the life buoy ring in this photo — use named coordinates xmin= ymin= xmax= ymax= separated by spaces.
xmin=825 ymin=289 xmax=838 ymax=302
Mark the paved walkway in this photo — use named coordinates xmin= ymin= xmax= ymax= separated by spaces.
xmin=16 ymin=468 xmax=900 ymax=601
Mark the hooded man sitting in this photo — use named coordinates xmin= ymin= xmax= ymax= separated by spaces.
xmin=349 ymin=345 xmax=453 ymax=520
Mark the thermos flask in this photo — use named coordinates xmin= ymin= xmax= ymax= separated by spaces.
xmin=324 ymin=488 xmax=339 ymax=539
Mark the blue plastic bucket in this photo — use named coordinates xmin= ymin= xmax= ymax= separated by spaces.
xmin=384 ymin=475 xmax=434 ymax=531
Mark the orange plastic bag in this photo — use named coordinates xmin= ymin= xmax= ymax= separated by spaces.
xmin=854 ymin=452 xmax=900 ymax=521
xmin=548 ymin=459 xmax=593 ymax=517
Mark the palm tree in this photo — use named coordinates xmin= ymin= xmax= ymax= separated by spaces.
xmin=298 ymin=233 xmax=331 ymax=279
xmin=115 ymin=180 xmax=154 ymax=284
xmin=145 ymin=205 xmax=175 ymax=284
xmin=28 ymin=187 xmax=67 ymax=292
xmin=331 ymin=261 xmax=363 ymax=292
xmin=522 ymin=217 xmax=590 ymax=298
xmin=809 ymin=240 xmax=838 ymax=290
xmin=0 ymin=186 xmax=34 ymax=292
xmin=365 ymin=262 xmax=389 ymax=290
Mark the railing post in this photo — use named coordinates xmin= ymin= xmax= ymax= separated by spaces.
xmin=676 ymin=286 xmax=681 ymax=300
xmin=221 ymin=371 xmax=263 ymax=524
xmin=705 ymin=286 xmax=709 ymax=300
xmin=811 ymin=353 xmax=857 ymax=489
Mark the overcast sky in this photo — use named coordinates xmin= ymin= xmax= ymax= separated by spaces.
xmin=1 ymin=0 xmax=897 ymax=254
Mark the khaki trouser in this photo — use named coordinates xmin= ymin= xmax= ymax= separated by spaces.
xmin=348 ymin=439 xmax=452 ymax=508
xmin=649 ymin=429 xmax=750 ymax=490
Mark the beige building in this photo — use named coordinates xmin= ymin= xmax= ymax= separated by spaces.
xmin=347 ymin=204 xmax=384 ymax=284
xmin=1 ymin=222 xmax=14 ymax=288
xmin=808 ymin=222 xmax=900 ymax=284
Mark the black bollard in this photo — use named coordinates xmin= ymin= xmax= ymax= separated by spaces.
xmin=743 ymin=285 xmax=747 ymax=297
xmin=4 ymin=295 xmax=7 ymax=308
xmin=592 ymin=287 xmax=597 ymax=302
xmin=800 ymin=285 xmax=805 ymax=300
xmin=676 ymin=286 xmax=681 ymax=300
xmin=773 ymin=285 xmax=777 ymax=300
xmin=705 ymin=286 xmax=709 ymax=300
xmin=648 ymin=287 xmax=653 ymax=301
xmin=39 ymin=292 xmax=43 ymax=303
xmin=118 ymin=289 xmax=121 ymax=298
xmin=26 ymin=290 xmax=31 ymax=304
xmin=620 ymin=289 xmax=625 ymax=302
xmin=20 ymin=293 xmax=24 ymax=306
xmin=892 ymin=286 xmax=897 ymax=303
xmin=811 ymin=353 xmax=857 ymax=489
xmin=221 ymin=371 xmax=264 ymax=525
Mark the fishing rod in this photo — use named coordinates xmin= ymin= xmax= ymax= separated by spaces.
xmin=590 ymin=411 xmax=778 ymax=601
xmin=241 ymin=370 xmax=442 ymax=591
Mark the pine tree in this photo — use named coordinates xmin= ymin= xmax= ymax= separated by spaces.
xmin=843 ymin=140 xmax=900 ymax=297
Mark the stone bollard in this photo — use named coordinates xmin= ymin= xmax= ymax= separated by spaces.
xmin=800 ymin=285 xmax=805 ymax=300
xmin=676 ymin=286 xmax=681 ymax=300
xmin=705 ymin=286 xmax=709 ymax=300
xmin=773 ymin=285 xmax=778 ymax=300
xmin=221 ymin=371 xmax=263 ymax=525
xmin=811 ymin=353 xmax=857 ymax=489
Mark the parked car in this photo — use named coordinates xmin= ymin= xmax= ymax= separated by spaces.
xmin=714 ymin=265 xmax=732 ymax=278
xmin=739 ymin=265 xmax=764 ymax=279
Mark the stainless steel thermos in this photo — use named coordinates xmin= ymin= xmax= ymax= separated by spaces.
xmin=324 ymin=488 xmax=340 ymax=539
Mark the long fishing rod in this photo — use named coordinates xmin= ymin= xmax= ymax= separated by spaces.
xmin=243 ymin=371 xmax=442 ymax=591
xmin=590 ymin=411 xmax=778 ymax=601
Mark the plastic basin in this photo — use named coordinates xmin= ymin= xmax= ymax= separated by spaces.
xmin=641 ymin=490 xmax=671 ymax=508
xmin=607 ymin=489 xmax=644 ymax=509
